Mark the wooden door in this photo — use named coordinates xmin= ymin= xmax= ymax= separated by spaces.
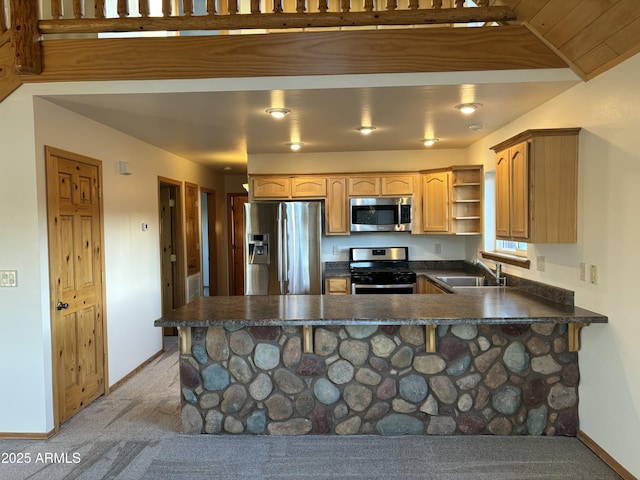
xmin=510 ymin=142 xmax=529 ymax=240
xmin=185 ymin=182 xmax=200 ymax=276
xmin=495 ymin=149 xmax=511 ymax=238
xmin=46 ymin=147 xmax=106 ymax=426
xmin=229 ymin=194 xmax=249 ymax=295
xmin=422 ymin=171 xmax=450 ymax=233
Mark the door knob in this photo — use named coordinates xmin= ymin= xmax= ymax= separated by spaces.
xmin=56 ymin=301 xmax=69 ymax=311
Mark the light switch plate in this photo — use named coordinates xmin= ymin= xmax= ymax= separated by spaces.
xmin=590 ymin=265 xmax=598 ymax=285
xmin=537 ymin=256 xmax=545 ymax=272
xmin=0 ymin=270 xmax=17 ymax=287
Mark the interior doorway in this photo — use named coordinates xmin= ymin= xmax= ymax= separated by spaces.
xmin=45 ymin=146 xmax=107 ymax=428
xmin=158 ymin=177 xmax=185 ymax=337
xmin=201 ymin=188 xmax=218 ymax=296
xmin=228 ymin=193 xmax=249 ymax=295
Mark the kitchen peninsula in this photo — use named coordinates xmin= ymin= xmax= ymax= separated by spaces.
xmin=155 ymin=289 xmax=606 ymax=436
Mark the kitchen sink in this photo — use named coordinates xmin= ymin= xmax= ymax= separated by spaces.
xmin=435 ymin=276 xmax=488 ymax=287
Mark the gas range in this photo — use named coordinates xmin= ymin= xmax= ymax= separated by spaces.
xmin=349 ymin=247 xmax=417 ymax=294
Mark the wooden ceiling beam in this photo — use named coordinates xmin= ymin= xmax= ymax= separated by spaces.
xmin=23 ymin=25 xmax=568 ymax=84
xmin=0 ymin=31 xmax=23 ymax=103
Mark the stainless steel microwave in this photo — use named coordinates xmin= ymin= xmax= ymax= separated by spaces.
xmin=350 ymin=197 xmax=412 ymax=232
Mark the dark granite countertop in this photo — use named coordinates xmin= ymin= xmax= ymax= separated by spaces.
xmin=154 ymin=290 xmax=607 ymax=328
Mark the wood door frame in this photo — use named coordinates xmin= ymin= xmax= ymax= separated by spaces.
xmin=45 ymin=146 xmax=109 ymax=432
xmin=201 ymin=187 xmax=217 ymax=296
xmin=158 ymin=177 xmax=186 ymax=338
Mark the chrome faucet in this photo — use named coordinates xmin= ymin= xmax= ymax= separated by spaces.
xmin=475 ymin=259 xmax=506 ymax=286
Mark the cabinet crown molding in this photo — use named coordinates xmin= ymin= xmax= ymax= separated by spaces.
xmin=490 ymin=128 xmax=581 ymax=152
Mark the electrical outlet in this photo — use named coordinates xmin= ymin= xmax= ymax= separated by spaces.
xmin=332 ymin=245 xmax=340 ymax=255
xmin=590 ymin=264 xmax=598 ymax=285
xmin=434 ymin=244 xmax=441 ymax=254
xmin=537 ymin=256 xmax=545 ymax=272
xmin=580 ymin=262 xmax=587 ymax=281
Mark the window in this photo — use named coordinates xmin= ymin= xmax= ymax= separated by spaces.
xmin=496 ymin=240 xmax=528 ymax=257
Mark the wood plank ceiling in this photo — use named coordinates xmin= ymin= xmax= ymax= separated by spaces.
xmin=491 ymin=0 xmax=640 ymax=80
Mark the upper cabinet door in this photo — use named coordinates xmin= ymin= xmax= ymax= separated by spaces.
xmin=492 ymin=128 xmax=579 ymax=243
xmin=251 ymin=177 xmax=292 ymax=199
xmin=325 ymin=177 xmax=349 ymax=235
xmin=291 ymin=177 xmax=327 ymax=198
xmin=422 ymin=171 xmax=450 ymax=233
xmin=495 ymin=150 xmax=511 ymax=239
xmin=381 ymin=175 xmax=414 ymax=196
xmin=509 ymin=142 xmax=529 ymax=240
xmin=348 ymin=177 xmax=380 ymax=196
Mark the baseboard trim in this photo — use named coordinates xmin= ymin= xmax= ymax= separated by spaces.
xmin=0 ymin=429 xmax=56 ymax=440
xmin=0 ymin=349 xmax=165 ymax=440
xmin=578 ymin=430 xmax=637 ymax=480
xmin=108 ymin=348 xmax=165 ymax=394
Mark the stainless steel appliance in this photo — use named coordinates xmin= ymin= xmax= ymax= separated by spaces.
xmin=349 ymin=247 xmax=416 ymax=294
xmin=350 ymin=197 xmax=412 ymax=232
xmin=244 ymin=202 xmax=322 ymax=295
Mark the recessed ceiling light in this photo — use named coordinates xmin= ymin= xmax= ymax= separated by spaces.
xmin=468 ymin=123 xmax=485 ymax=131
xmin=357 ymin=126 xmax=376 ymax=135
xmin=287 ymin=142 xmax=304 ymax=151
xmin=455 ymin=103 xmax=483 ymax=114
xmin=423 ymin=138 xmax=439 ymax=147
xmin=223 ymin=166 xmax=232 ymax=171
xmin=265 ymin=108 xmax=291 ymax=119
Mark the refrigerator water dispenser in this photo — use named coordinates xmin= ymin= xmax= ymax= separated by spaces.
xmin=248 ymin=234 xmax=270 ymax=265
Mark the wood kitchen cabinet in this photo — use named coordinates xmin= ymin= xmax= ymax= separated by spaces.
xmin=421 ymin=166 xmax=483 ymax=235
xmin=348 ymin=176 xmax=380 ymax=196
xmin=347 ymin=174 xmax=415 ymax=197
xmin=250 ymin=175 xmax=326 ymax=200
xmin=450 ymin=166 xmax=483 ymax=235
xmin=422 ymin=170 xmax=450 ymax=233
xmin=491 ymin=128 xmax=580 ymax=243
xmin=417 ymin=276 xmax=447 ymax=294
xmin=291 ymin=177 xmax=327 ymax=198
xmin=250 ymin=176 xmax=291 ymax=199
xmin=325 ymin=277 xmax=351 ymax=295
xmin=381 ymin=175 xmax=415 ymax=196
xmin=325 ymin=177 xmax=349 ymax=235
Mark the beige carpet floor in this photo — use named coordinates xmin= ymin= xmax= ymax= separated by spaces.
xmin=0 ymin=337 xmax=622 ymax=479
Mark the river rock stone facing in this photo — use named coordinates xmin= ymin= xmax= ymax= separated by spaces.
xmin=179 ymin=323 xmax=580 ymax=436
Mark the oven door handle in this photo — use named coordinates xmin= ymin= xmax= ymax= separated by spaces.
xmin=352 ymin=283 xmax=416 ymax=294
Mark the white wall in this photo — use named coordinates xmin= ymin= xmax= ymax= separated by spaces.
xmin=249 ymin=149 xmax=467 ymax=174
xmin=467 ymin=53 xmax=640 ymax=476
xmin=33 ymin=97 xmax=226 ymax=385
xmin=0 ymin=87 xmax=225 ymax=434
xmin=0 ymin=87 xmax=52 ymax=433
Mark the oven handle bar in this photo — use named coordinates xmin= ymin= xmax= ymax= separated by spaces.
xmin=352 ymin=283 xmax=416 ymax=294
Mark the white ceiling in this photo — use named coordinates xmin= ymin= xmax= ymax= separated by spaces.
xmin=42 ymin=72 xmax=580 ymax=174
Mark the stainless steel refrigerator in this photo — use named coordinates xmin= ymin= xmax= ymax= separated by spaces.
xmin=244 ymin=202 xmax=322 ymax=295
